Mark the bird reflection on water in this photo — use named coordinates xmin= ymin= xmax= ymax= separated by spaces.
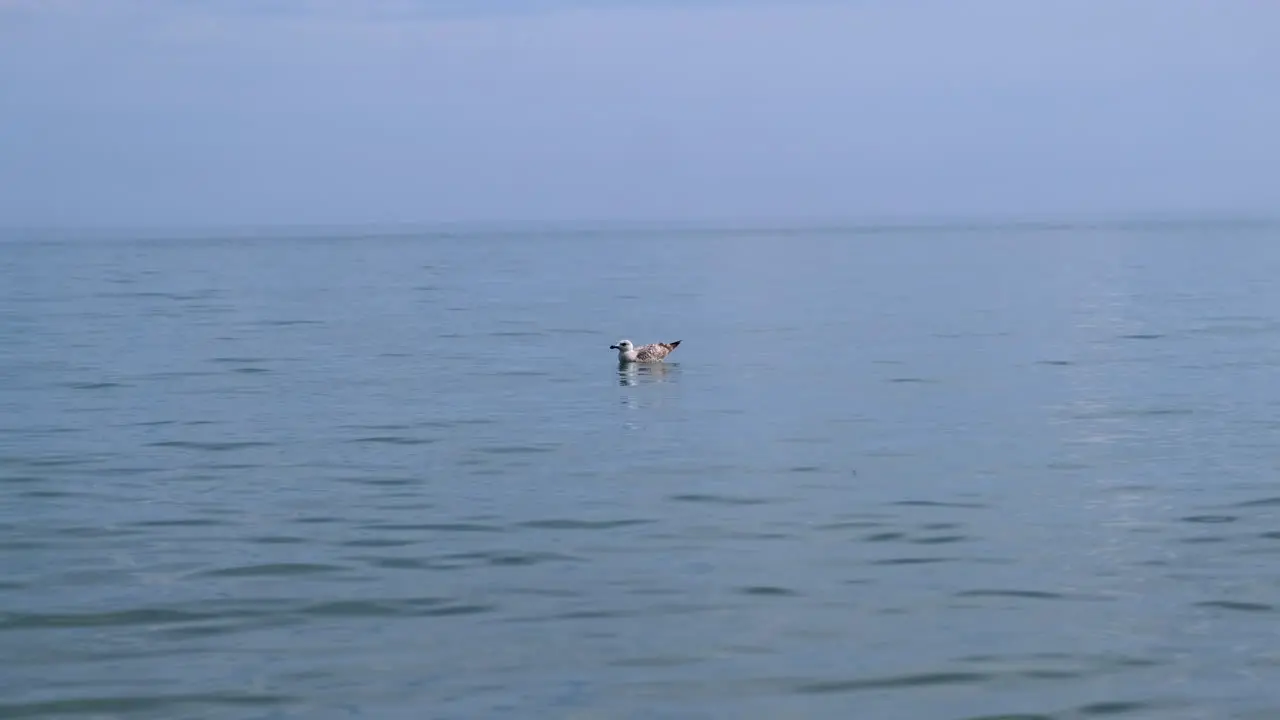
xmin=618 ymin=361 xmax=676 ymax=387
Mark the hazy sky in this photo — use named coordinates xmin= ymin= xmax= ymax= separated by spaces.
xmin=2 ymin=0 xmax=1276 ymax=227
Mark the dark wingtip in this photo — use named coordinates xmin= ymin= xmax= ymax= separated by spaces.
xmin=670 ymin=340 xmax=682 ymax=347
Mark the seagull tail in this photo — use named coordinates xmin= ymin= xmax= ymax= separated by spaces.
xmin=665 ymin=340 xmax=681 ymax=351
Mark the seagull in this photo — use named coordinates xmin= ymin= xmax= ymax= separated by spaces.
xmin=610 ymin=339 xmax=681 ymax=364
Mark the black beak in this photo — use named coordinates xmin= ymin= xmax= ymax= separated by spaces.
xmin=609 ymin=345 xmax=619 ymax=350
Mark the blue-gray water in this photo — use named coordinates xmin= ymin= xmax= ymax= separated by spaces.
xmin=3 ymin=223 xmax=1279 ymax=719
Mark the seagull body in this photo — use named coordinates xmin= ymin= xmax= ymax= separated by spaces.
xmin=610 ymin=339 xmax=681 ymax=364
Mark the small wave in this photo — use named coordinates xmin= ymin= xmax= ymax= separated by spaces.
xmin=247 ymin=536 xmax=307 ymax=544
xmin=198 ymin=563 xmax=345 ymax=578
xmin=0 ymin=693 xmax=293 ymax=718
xmin=956 ymin=589 xmax=1068 ymax=600
xmin=1180 ymin=515 xmax=1236 ymax=524
xmin=341 ymin=538 xmax=419 ymax=548
xmin=478 ymin=445 xmax=558 ymax=455
xmin=668 ymin=493 xmax=772 ymax=506
xmin=796 ymin=671 xmax=990 ymax=694
xmin=65 ymin=381 xmax=127 ymax=390
xmin=892 ymin=500 xmax=987 ymax=509
xmin=149 ymin=441 xmax=274 ymax=452
xmin=130 ymin=518 xmax=229 ymax=528
xmin=1196 ymin=600 xmax=1274 ymax=613
xmin=738 ymin=586 xmax=799 ymax=597
xmin=911 ymin=535 xmax=968 ymax=545
xmin=1234 ymin=496 xmax=1280 ymax=508
xmin=358 ymin=522 xmax=501 ymax=532
xmin=869 ymin=557 xmax=955 ymax=565
xmin=519 ymin=518 xmax=653 ymax=530
xmin=0 ymin=608 xmax=219 ymax=631
xmin=347 ymin=436 xmax=438 ymax=445
xmin=300 ymin=598 xmax=493 ymax=618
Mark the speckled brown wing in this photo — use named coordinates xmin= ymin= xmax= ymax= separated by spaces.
xmin=634 ymin=340 xmax=681 ymax=362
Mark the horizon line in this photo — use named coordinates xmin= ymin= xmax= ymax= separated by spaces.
xmin=2 ymin=210 xmax=1276 ymax=241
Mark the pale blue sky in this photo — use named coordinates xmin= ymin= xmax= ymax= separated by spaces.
xmin=2 ymin=0 xmax=1276 ymax=227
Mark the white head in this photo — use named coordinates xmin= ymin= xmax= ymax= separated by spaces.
xmin=609 ymin=339 xmax=634 ymax=352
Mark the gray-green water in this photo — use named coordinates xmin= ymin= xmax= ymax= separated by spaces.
xmin=3 ymin=223 xmax=1280 ymax=719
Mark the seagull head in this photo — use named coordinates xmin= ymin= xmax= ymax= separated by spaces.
xmin=609 ymin=340 xmax=633 ymax=351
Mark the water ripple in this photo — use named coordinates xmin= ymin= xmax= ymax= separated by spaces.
xmin=0 ymin=693 xmax=294 ymax=718
xmin=0 ymin=608 xmax=233 ymax=631
xmin=1196 ymin=600 xmax=1274 ymax=613
xmin=796 ymin=671 xmax=990 ymax=694
xmin=149 ymin=440 xmax=274 ymax=452
xmin=358 ymin=522 xmax=502 ymax=533
xmin=668 ymin=493 xmax=774 ymax=505
xmin=347 ymin=436 xmax=438 ymax=445
xmin=956 ymin=589 xmax=1106 ymax=602
xmin=197 ymin=563 xmax=346 ymax=578
xmin=738 ymin=586 xmax=799 ymax=597
xmin=518 ymin=519 xmax=653 ymax=530
xmin=302 ymin=598 xmax=494 ymax=618
xmin=892 ymin=500 xmax=988 ymax=509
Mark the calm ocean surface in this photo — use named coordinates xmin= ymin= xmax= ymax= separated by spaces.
xmin=2 ymin=222 xmax=1279 ymax=719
